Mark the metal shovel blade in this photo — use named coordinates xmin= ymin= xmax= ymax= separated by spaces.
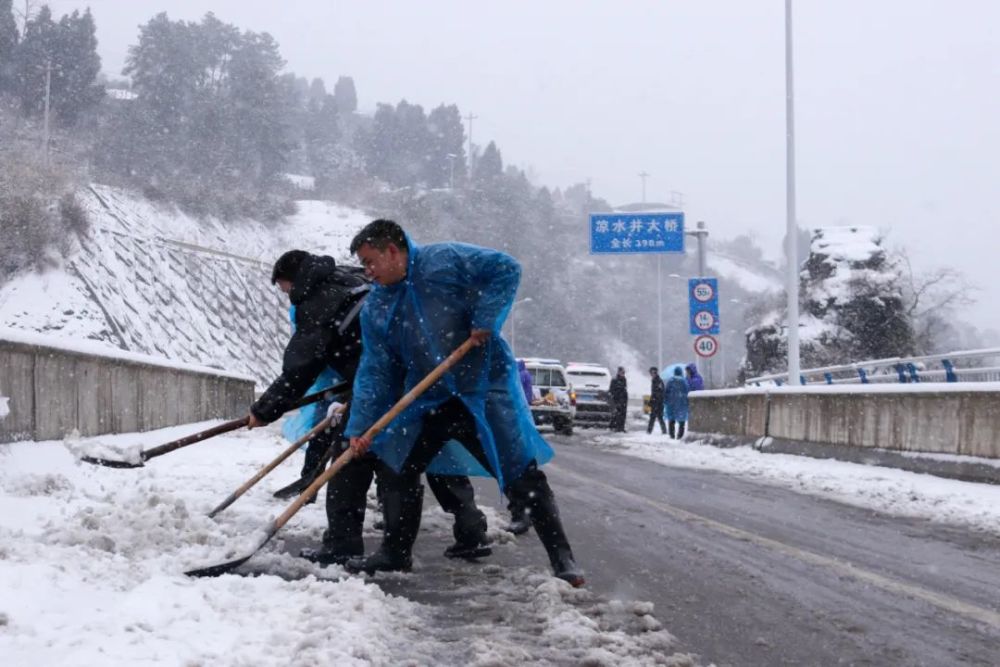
xmin=185 ymin=522 xmax=277 ymax=578
xmin=79 ymin=455 xmax=145 ymax=469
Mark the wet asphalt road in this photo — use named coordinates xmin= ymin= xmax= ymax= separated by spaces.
xmin=518 ymin=429 xmax=1000 ymax=666
xmin=281 ymin=428 xmax=1000 ymax=665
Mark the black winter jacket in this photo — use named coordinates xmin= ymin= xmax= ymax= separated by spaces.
xmin=251 ymin=254 xmax=367 ymax=423
xmin=609 ymin=376 xmax=628 ymax=404
xmin=649 ymin=375 xmax=665 ymax=408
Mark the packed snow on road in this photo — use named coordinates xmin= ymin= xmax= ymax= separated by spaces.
xmin=0 ymin=421 xmax=694 ymax=666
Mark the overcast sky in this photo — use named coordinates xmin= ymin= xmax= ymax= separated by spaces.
xmin=48 ymin=0 xmax=1000 ymax=332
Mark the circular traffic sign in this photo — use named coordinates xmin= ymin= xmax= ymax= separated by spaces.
xmin=693 ymin=310 xmax=716 ymax=331
xmin=693 ymin=334 xmax=719 ymax=358
xmin=691 ymin=281 xmax=715 ymax=303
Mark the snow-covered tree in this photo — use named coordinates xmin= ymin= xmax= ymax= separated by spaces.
xmin=744 ymin=226 xmax=915 ymax=377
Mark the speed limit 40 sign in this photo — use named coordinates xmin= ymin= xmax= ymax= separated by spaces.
xmin=694 ymin=334 xmax=719 ymax=358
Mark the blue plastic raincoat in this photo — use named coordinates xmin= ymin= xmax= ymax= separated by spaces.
xmin=664 ymin=367 xmax=690 ymax=422
xmin=344 ymin=237 xmax=554 ymax=489
xmin=280 ymin=304 xmax=339 ymax=442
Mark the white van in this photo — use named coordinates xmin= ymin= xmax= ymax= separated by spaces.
xmin=520 ymin=358 xmax=576 ymax=436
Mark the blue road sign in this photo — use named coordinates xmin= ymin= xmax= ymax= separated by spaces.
xmin=590 ymin=212 xmax=685 ymax=254
xmin=688 ymin=278 xmax=720 ymax=335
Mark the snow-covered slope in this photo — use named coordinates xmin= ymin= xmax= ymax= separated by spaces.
xmin=0 ymin=185 xmax=373 ymax=387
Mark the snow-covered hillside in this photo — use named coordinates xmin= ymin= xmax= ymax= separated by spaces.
xmin=0 ymin=185 xmax=374 ymax=387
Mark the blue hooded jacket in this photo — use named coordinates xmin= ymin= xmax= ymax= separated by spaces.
xmin=344 ymin=236 xmax=554 ymax=489
xmin=686 ymin=363 xmax=704 ymax=391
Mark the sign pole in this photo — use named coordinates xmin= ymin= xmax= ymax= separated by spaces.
xmin=657 ymin=255 xmax=663 ymax=370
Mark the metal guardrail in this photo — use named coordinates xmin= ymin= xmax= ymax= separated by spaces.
xmin=745 ymin=348 xmax=1000 ymax=386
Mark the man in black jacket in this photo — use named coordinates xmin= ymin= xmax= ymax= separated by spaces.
xmin=608 ymin=367 xmax=629 ymax=432
xmin=247 ymin=250 xmax=491 ymax=565
xmin=646 ymin=367 xmax=666 ymax=434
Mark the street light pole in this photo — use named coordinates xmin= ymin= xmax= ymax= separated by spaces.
xmin=510 ymin=297 xmax=532 ymax=358
xmin=785 ymin=0 xmax=801 ymax=385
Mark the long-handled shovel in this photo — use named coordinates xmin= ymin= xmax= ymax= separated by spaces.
xmin=185 ymin=337 xmax=477 ymax=577
xmin=206 ymin=401 xmax=350 ymax=518
xmin=81 ymin=381 xmax=349 ymax=469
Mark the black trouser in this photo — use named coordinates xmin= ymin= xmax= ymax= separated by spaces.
xmin=319 ymin=419 xmax=487 ymax=556
xmin=647 ymin=404 xmax=666 ymax=434
xmin=378 ymin=398 xmax=576 ymax=568
xmin=609 ymin=401 xmax=628 ymax=431
xmin=668 ymin=420 xmax=686 ymax=439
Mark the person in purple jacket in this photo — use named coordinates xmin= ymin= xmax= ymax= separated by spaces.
xmin=517 ymin=359 xmax=534 ymax=405
xmin=685 ymin=363 xmax=705 ymax=391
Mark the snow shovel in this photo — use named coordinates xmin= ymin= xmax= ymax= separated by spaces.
xmin=185 ymin=336 xmax=478 ymax=577
xmin=206 ymin=401 xmax=350 ymax=518
xmin=80 ymin=381 xmax=349 ymax=469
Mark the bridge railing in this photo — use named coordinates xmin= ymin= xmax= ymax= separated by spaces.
xmin=745 ymin=347 xmax=1000 ymax=387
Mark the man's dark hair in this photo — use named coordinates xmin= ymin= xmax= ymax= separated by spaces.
xmin=649 ymin=366 xmax=658 ymax=374
xmin=350 ymin=219 xmax=407 ymax=254
xmin=271 ymin=249 xmax=311 ymax=285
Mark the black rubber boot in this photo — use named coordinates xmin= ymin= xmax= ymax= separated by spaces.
xmin=505 ymin=498 xmax=532 ymax=536
xmin=301 ymin=461 xmax=370 ymax=566
xmin=508 ymin=467 xmax=585 ymax=587
xmin=443 ymin=512 xmax=492 ymax=559
xmin=345 ymin=485 xmax=423 ymax=575
xmin=298 ymin=544 xmax=360 ymax=567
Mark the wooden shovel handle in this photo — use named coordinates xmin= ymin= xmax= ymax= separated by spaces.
xmin=270 ymin=337 xmax=478 ymax=532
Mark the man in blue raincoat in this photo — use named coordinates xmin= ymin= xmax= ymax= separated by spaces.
xmin=665 ymin=366 xmax=690 ymax=439
xmin=343 ymin=219 xmax=583 ymax=586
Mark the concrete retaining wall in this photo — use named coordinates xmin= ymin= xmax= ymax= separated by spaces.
xmin=690 ymin=388 xmax=1000 ymax=459
xmin=0 ymin=338 xmax=254 ymax=443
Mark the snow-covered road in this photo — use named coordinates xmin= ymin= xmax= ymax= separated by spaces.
xmin=0 ymin=423 xmax=691 ymax=666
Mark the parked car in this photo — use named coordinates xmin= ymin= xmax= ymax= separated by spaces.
xmin=565 ymin=362 xmax=613 ymax=427
xmin=521 ymin=358 xmax=575 ymax=435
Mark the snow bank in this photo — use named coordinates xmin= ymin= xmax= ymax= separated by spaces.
xmin=1 ymin=422 xmax=688 ymax=665
xmin=0 ymin=426 xmax=426 ymax=665
xmin=598 ymin=431 xmax=1000 ymax=535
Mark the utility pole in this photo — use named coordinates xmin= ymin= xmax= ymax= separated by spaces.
xmin=638 ymin=171 xmax=649 ymax=204
xmin=465 ymin=112 xmax=478 ymax=175
xmin=785 ymin=0 xmax=801 ymax=385
xmin=42 ymin=58 xmax=51 ymax=165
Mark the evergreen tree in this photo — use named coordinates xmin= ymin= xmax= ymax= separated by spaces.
xmin=0 ymin=0 xmax=17 ymax=92
xmin=10 ymin=4 xmax=55 ymax=115
xmin=426 ymin=103 xmax=466 ymax=188
xmin=305 ymin=93 xmax=342 ymax=186
xmin=307 ymin=77 xmax=326 ymax=110
xmin=332 ymin=75 xmax=357 ymax=113
xmin=474 ymin=141 xmax=503 ymax=186
xmin=106 ymin=12 xmax=293 ymax=214
xmin=50 ymin=9 xmax=103 ymax=123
